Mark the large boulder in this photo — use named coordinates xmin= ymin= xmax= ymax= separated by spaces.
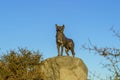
xmin=40 ymin=56 xmax=88 ymax=80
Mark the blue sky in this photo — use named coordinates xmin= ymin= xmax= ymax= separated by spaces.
xmin=0 ymin=0 xmax=120 ymax=79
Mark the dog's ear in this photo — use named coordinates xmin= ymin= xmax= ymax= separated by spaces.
xmin=55 ymin=24 xmax=58 ymax=29
xmin=62 ymin=24 xmax=65 ymax=31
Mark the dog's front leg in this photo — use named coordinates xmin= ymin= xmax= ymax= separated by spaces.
xmin=57 ymin=45 xmax=61 ymax=56
xmin=61 ymin=46 xmax=63 ymax=56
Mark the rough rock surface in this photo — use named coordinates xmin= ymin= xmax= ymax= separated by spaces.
xmin=40 ymin=56 xmax=88 ymax=80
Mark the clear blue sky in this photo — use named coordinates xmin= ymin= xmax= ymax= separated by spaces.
xmin=0 ymin=0 xmax=120 ymax=79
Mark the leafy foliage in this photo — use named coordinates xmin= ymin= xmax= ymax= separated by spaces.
xmin=0 ymin=48 xmax=43 ymax=80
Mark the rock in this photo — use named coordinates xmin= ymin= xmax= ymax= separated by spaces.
xmin=40 ymin=56 xmax=88 ymax=80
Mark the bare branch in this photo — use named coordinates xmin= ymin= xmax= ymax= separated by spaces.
xmin=82 ymin=39 xmax=120 ymax=79
xmin=111 ymin=27 xmax=120 ymax=38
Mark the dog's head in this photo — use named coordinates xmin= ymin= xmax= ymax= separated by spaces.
xmin=55 ymin=24 xmax=64 ymax=33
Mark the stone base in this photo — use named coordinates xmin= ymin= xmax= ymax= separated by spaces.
xmin=40 ymin=56 xmax=88 ymax=80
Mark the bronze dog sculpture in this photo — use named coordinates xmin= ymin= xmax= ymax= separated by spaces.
xmin=55 ymin=24 xmax=75 ymax=57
